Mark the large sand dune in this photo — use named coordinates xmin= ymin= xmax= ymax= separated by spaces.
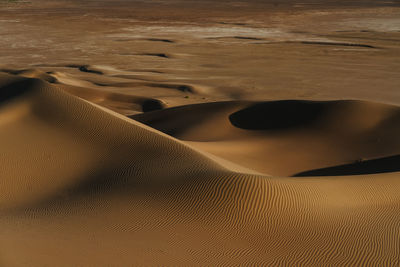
xmin=1 ymin=70 xmax=400 ymax=266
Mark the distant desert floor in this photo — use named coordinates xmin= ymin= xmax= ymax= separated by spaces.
xmin=1 ymin=0 xmax=400 ymax=266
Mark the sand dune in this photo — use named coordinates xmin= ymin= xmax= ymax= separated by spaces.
xmin=1 ymin=71 xmax=400 ymax=266
xmin=133 ymin=100 xmax=400 ymax=176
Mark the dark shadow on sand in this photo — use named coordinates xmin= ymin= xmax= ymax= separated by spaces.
xmin=294 ymin=154 xmax=400 ymax=177
xmin=229 ymin=100 xmax=330 ymax=130
xmin=0 ymin=77 xmax=38 ymax=104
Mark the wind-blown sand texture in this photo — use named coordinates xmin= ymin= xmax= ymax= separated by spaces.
xmin=1 ymin=0 xmax=400 ymax=266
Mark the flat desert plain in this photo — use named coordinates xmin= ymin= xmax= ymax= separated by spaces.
xmin=1 ymin=0 xmax=400 ymax=266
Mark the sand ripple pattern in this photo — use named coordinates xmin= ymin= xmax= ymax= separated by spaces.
xmin=0 ymin=72 xmax=400 ymax=266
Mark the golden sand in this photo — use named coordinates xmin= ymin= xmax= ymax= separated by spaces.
xmin=1 ymin=0 xmax=400 ymax=265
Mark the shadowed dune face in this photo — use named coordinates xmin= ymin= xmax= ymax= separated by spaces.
xmin=0 ymin=77 xmax=35 ymax=104
xmin=294 ymin=154 xmax=400 ymax=176
xmin=141 ymin=98 xmax=165 ymax=112
xmin=229 ymin=100 xmax=329 ymax=130
xmin=133 ymin=100 xmax=400 ymax=176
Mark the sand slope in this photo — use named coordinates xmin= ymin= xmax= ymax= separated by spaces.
xmin=1 ymin=72 xmax=400 ymax=266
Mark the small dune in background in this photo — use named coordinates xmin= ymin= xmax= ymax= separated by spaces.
xmin=1 ymin=0 xmax=400 ymax=266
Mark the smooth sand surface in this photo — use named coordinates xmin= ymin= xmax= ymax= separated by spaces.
xmin=1 ymin=0 xmax=400 ymax=266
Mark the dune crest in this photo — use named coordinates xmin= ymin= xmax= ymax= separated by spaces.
xmin=0 ymin=72 xmax=231 ymax=210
